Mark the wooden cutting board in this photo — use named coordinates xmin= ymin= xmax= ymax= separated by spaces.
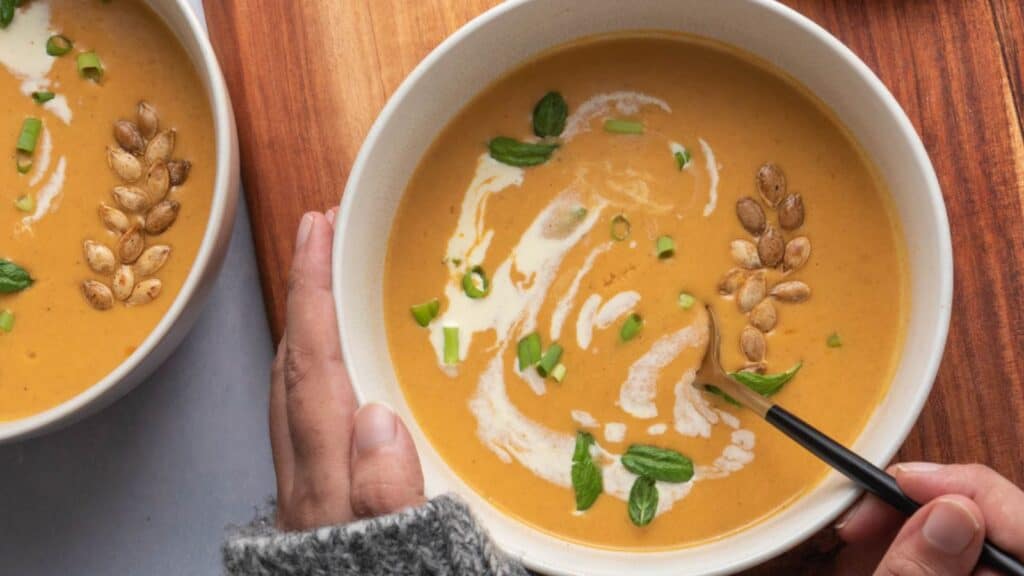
xmin=203 ymin=1 xmax=1024 ymax=572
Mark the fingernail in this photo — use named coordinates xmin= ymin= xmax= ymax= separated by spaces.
xmin=834 ymin=498 xmax=864 ymax=531
xmin=296 ymin=213 xmax=314 ymax=248
xmin=326 ymin=208 xmax=338 ymax=227
xmin=896 ymin=462 xmax=943 ymax=474
xmin=355 ymin=403 xmax=397 ymax=453
xmin=922 ymin=498 xmax=979 ymax=554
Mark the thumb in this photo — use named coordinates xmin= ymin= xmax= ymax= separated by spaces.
xmin=874 ymin=496 xmax=985 ymax=576
xmin=349 ymin=403 xmax=427 ymax=518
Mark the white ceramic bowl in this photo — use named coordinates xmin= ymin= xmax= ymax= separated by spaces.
xmin=333 ymin=0 xmax=952 ymax=573
xmin=0 ymin=0 xmax=239 ymax=443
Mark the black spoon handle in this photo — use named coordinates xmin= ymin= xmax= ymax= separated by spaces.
xmin=765 ymin=405 xmax=1024 ymax=576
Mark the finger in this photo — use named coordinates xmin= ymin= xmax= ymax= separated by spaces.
xmin=873 ymin=495 xmax=985 ymax=576
xmin=326 ymin=206 xmax=338 ymax=228
xmin=894 ymin=463 xmax=1024 ymax=557
xmin=837 ymin=493 xmax=905 ymax=544
xmin=350 ymin=403 xmax=427 ymax=518
xmin=269 ymin=335 xmax=294 ymax=509
xmin=283 ymin=212 xmax=356 ymax=527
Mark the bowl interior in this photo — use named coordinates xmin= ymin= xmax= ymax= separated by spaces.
xmin=333 ymin=0 xmax=951 ymax=574
xmin=0 ymin=0 xmax=238 ymax=443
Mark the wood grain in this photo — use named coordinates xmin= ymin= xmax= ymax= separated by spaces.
xmin=203 ymin=1 xmax=1024 ymax=572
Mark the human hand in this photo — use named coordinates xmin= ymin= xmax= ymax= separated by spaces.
xmin=835 ymin=463 xmax=1024 ymax=575
xmin=270 ymin=209 xmax=426 ymax=531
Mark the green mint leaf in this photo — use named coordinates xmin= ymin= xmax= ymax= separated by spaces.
xmin=703 ymin=384 xmax=742 ymax=406
xmin=728 ymin=361 xmax=803 ymax=396
xmin=0 ymin=259 xmax=33 ymax=293
xmin=571 ymin=431 xmax=602 ymax=511
xmin=488 ymin=137 xmax=558 ymax=167
xmin=532 ymin=91 xmax=568 ymax=138
xmin=674 ymin=149 xmax=691 ymax=170
xmin=621 ymin=444 xmax=694 ymax=483
xmin=628 ymin=476 xmax=658 ymax=527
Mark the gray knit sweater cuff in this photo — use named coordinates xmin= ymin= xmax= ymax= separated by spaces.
xmin=223 ymin=494 xmax=528 ymax=576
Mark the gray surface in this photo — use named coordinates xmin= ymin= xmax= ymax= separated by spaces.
xmin=0 ymin=197 xmax=276 ymax=575
xmin=0 ymin=7 xmax=276 ymax=574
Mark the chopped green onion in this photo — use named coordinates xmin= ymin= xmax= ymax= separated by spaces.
xmin=46 ymin=34 xmax=73 ymax=56
xmin=551 ymin=363 xmax=567 ymax=383
xmin=655 ymin=235 xmax=675 ymax=259
xmin=603 ymin=118 xmax=644 ymax=135
xmin=620 ymin=313 xmax=643 ymax=342
xmin=827 ymin=332 xmax=842 ymax=348
xmin=15 ymin=154 xmax=32 ymax=174
xmin=14 ymin=194 xmax=34 ymax=213
xmin=77 ymin=52 xmax=104 ymax=81
xmin=443 ymin=325 xmax=459 ymax=366
xmin=410 ymin=298 xmax=439 ymax=327
xmin=674 ymin=149 xmax=692 ymax=170
xmin=677 ymin=292 xmax=696 ymax=310
xmin=461 ymin=265 xmax=490 ymax=299
xmin=16 ymin=117 xmax=42 ymax=154
xmin=536 ymin=343 xmax=563 ymax=378
xmin=31 ymin=91 xmax=55 ymax=104
xmin=0 ymin=309 xmax=13 ymax=333
xmin=610 ymin=214 xmax=631 ymax=241
xmin=517 ymin=332 xmax=542 ymax=371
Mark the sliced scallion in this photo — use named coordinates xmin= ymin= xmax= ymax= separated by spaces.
xmin=610 ymin=214 xmax=631 ymax=241
xmin=46 ymin=34 xmax=73 ymax=56
xmin=620 ymin=313 xmax=643 ymax=342
xmin=461 ymin=265 xmax=490 ymax=299
xmin=0 ymin=309 xmax=13 ymax=333
xmin=14 ymin=194 xmax=34 ymax=213
xmin=536 ymin=343 xmax=563 ymax=378
xmin=31 ymin=91 xmax=55 ymax=104
xmin=656 ymin=235 xmax=675 ymax=259
xmin=677 ymin=292 xmax=696 ymax=310
xmin=827 ymin=332 xmax=842 ymax=348
xmin=551 ymin=363 xmax=567 ymax=383
xmin=443 ymin=325 xmax=459 ymax=366
xmin=16 ymin=117 xmax=42 ymax=154
xmin=517 ymin=332 xmax=542 ymax=371
xmin=410 ymin=298 xmax=439 ymax=327
xmin=15 ymin=155 xmax=32 ymax=174
xmin=603 ymin=119 xmax=644 ymax=135
xmin=77 ymin=51 xmax=104 ymax=81
xmin=674 ymin=149 xmax=692 ymax=170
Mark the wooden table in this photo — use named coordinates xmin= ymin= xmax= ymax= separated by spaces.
xmin=203 ymin=1 xmax=1024 ymax=572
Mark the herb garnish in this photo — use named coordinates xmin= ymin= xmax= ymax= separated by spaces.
xmin=628 ymin=476 xmax=658 ymax=527
xmin=0 ymin=259 xmax=33 ymax=293
xmin=488 ymin=137 xmax=558 ymax=167
xmin=532 ymin=91 xmax=568 ymax=138
xmin=571 ymin=431 xmax=602 ymax=511
xmin=727 ymin=361 xmax=803 ymax=397
xmin=621 ymin=444 xmax=694 ymax=483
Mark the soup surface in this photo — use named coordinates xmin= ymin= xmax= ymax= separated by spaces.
xmin=0 ymin=0 xmax=214 ymax=420
xmin=384 ymin=35 xmax=907 ymax=549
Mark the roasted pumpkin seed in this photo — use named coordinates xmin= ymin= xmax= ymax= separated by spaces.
xmin=133 ymin=245 xmax=171 ymax=277
xmin=126 ymin=278 xmax=162 ymax=306
xmin=114 ymin=120 xmax=146 ymax=155
xmin=83 ymin=240 xmax=116 ymax=274
xmin=778 ymin=193 xmax=805 ymax=230
xmin=749 ymin=299 xmax=778 ymax=332
xmin=755 ymin=162 xmax=787 ymax=206
xmin=144 ymin=199 xmax=180 ymax=235
xmin=82 ymin=280 xmax=114 ymax=310
xmin=783 ymin=236 xmax=811 ymax=272
xmin=770 ymin=280 xmax=811 ymax=302
xmin=112 ymin=186 xmax=149 ymax=212
xmin=718 ymin=268 xmax=748 ymax=295
xmin=98 ymin=202 xmax=131 ymax=233
xmin=740 ymin=325 xmax=766 ymax=362
xmin=112 ymin=265 xmax=134 ymax=301
xmin=107 ymin=145 xmax=143 ymax=182
xmin=730 ymin=239 xmax=761 ymax=269
xmin=167 ymin=159 xmax=191 ymax=187
xmin=757 ymin=225 xmax=785 ymax=268
xmin=117 ymin=224 xmax=145 ymax=264
xmin=144 ymin=129 xmax=175 ymax=165
xmin=137 ymin=101 xmax=159 ymax=140
xmin=735 ymin=196 xmax=766 ymax=235
xmin=737 ymin=269 xmax=766 ymax=312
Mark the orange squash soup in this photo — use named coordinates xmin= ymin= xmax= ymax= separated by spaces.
xmin=385 ymin=35 xmax=907 ymax=549
xmin=0 ymin=0 xmax=214 ymax=420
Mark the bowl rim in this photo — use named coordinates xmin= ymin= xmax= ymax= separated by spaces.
xmin=333 ymin=0 xmax=952 ymax=572
xmin=0 ymin=0 xmax=238 ymax=442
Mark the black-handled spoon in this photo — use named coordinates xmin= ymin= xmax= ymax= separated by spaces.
xmin=696 ymin=306 xmax=1024 ymax=575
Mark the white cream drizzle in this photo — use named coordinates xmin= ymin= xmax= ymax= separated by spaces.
xmin=429 ymin=91 xmax=759 ymax=518
xmin=0 ymin=1 xmax=73 ymax=124
xmin=549 ymin=242 xmax=611 ymax=341
xmin=699 ymin=138 xmax=720 ymax=217
xmin=595 ymin=291 xmax=640 ymax=329
xmin=618 ymin=313 xmax=709 ymax=419
xmin=571 ymin=410 xmax=599 ymax=429
xmin=604 ymin=422 xmax=627 ymax=443
xmin=563 ymin=91 xmax=671 ymax=140
xmin=575 ymin=293 xmax=602 ymax=350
